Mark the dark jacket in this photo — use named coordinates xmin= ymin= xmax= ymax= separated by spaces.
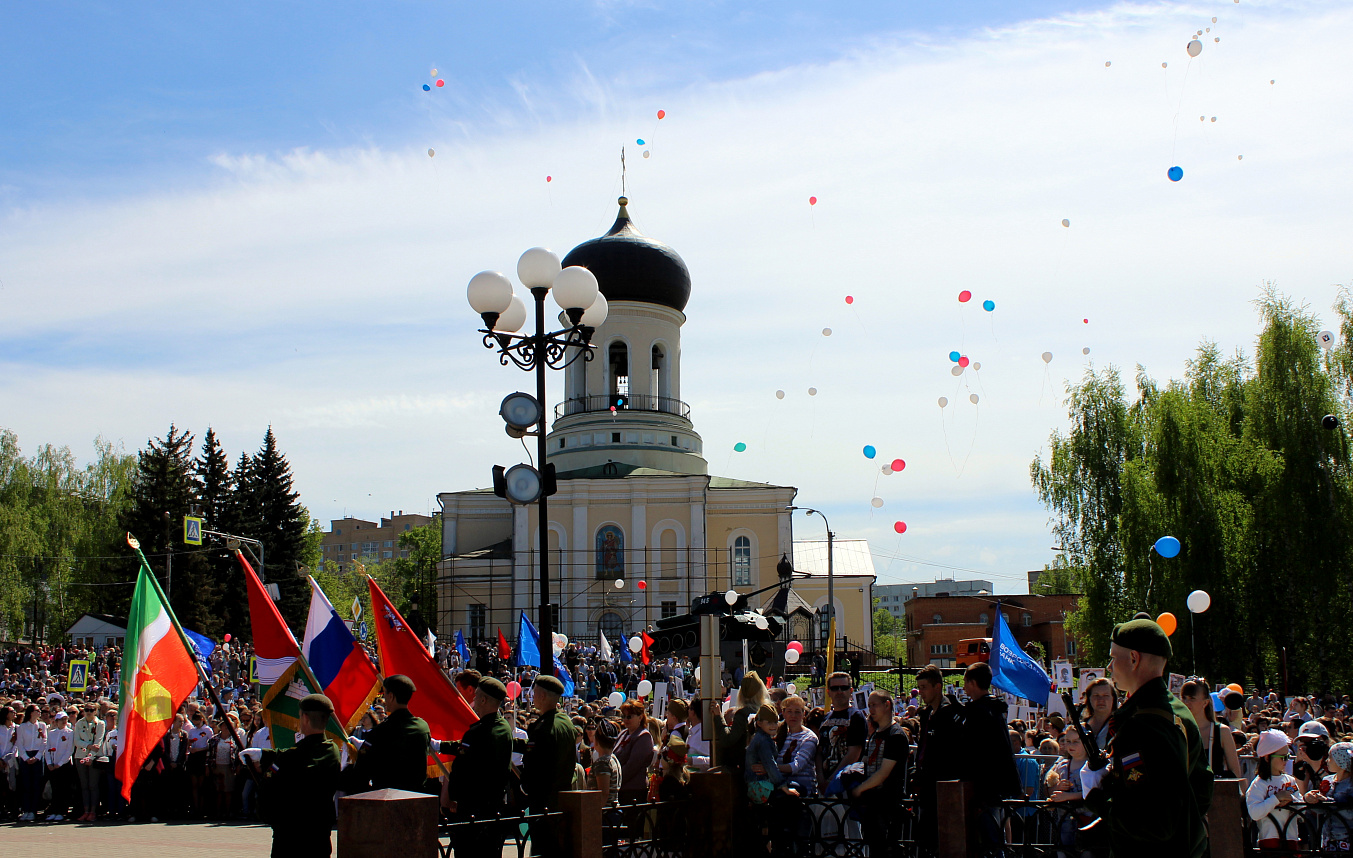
xmin=518 ymin=709 xmax=578 ymax=810
xmin=447 ymin=711 xmax=512 ymax=818
xmin=1084 ymin=676 xmax=1211 ymax=858
xmin=915 ymin=697 xmax=964 ymax=793
xmin=345 ymin=707 xmax=432 ymax=794
xmin=961 ymin=693 xmax=1022 ymax=805
xmin=258 ymin=734 xmax=342 ymax=855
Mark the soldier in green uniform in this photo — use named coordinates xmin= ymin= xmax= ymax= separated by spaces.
xmin=435 ymin=677 xmax=513 ymax=858
xmin=517 ymin=674 xmax=578 ymax=858
xmin=1082 ymin=616 xmax=1212 ymax=858
xmin=344 ymin=674 xmax=433 ymax=794
xmin=241 ymin=693 xmax=342 ymax=858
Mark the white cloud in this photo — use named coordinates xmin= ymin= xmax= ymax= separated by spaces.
xmin=3 ymin=0 xmax=1351 ymax=590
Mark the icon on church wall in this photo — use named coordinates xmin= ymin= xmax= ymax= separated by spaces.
xmin=596 ymin=526 xmax=624 ymax=580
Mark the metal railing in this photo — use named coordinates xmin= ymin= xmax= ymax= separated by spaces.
xmin=1247 ymin=802 xmax=1353 ymax=854
xmin=985 ymin=798 xmax=1110 ymax=857
xmin=554 ymin=394 xmax=691 ymax=420
xmin=437 ymin=808 xmax=564 ymax=858
xmin=750 ymin=796 xmax=925 ymax=858
xmin=601 ymin=799 xmax=689 ymax=858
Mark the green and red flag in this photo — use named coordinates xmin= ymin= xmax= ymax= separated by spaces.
xmin=116 ymin=536 xmax=200 ymax=800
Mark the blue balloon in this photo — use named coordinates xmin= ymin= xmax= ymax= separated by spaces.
xmin=1154 ymin=535 xmax=1181 ymax=558
xmin=982 ymin=300 xmax=995 ymax=312
xmin=1211 ymin=691 xmax=1224 ymax=712
xmin=422 ymin=84 xmax=431 ymax=91
xmin=1168 ymin=166 xmax=1183 ymax=182
xmin=949 ymin=351 xmax=961 ymax=362
xmin=637 ymin=138 xmax=645 ymax=145
xmin=863 ymin=445 xmax=876 ymax=459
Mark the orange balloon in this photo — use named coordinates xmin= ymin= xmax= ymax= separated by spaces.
xmin=1226 ymin=683 xmax=1243 ymax=696
xmin=1157 ymin=612 xmax=1177 ymax=636
xmin=657 ymin=109 xmax=665 ymax=119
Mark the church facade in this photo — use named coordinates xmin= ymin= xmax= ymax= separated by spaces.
xmin=435 ymin=197 xmax=874 ymax=653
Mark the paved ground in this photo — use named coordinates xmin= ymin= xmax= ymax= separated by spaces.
xmin=0 ymin=820 xmax=294 ymax=857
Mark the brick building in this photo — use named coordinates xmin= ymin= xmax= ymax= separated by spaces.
xmin=904 ymin=592 xmax=1081 ymax=668
xmin=321 ymin=511 xmax=433 ymax=573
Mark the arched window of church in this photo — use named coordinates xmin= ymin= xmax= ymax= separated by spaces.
xmin=660 ymin=529 xmax=678 ymax=577
xmin=732 ymin=536 xmax=751 ymax=587
xmin=651 ymin=345 xmax=666 ymax=402
xmin=595 ymin=525 xmax=624 ymax=580
xmin=609 ymin=342 xmax=629 ymax=402
xmin=598 ymin=612 xmax=624 ymax=643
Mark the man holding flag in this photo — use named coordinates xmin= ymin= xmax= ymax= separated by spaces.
xmin=344 ymin=674 xmax=433 ymax=794
xmin=241 ymin=693 xmax=342 ymax=858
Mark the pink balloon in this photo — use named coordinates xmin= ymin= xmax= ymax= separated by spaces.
xmin=845 ymin=295 xmax=853 ymax=304
xmin=809 ymin=196 xmax=818 ymax=206
xmin=786 ymin=641 xmax=803 ymax=653
xmin=894 ymin=521 xmax=907 ymax=534
xmin=435 ymin=79 xmax=445 ymax=87
xmin=224 ymin=634 xmax=232 ymax=643
xmin=891 ymin=459 xmax=905 ymax=472
xmin=958 ymin=356 xmax=970 ymax=368
xmin=958 ymin=290 xmax=972 ymax=303
xmin=506 ymin=681 xmax=522 ymax=700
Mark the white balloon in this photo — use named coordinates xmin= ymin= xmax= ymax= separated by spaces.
xmin=613 ymin=578 xmax=625 ymax=589
xmin=753 ymin=615 xmax=769 ymax=630
xmin=970 ymin=393 xmax=980 ymax=404
xmin=608 ymin=692 xmax=626 ymax=708
xmin=1042 ymin=351 xmax=1053 ymax=364
xmin=880 ymin=465 xmax=893 ymax=475
xmin=1187 ymin=39 xmax=1202 ymax=57
xmin=555 ymin=633 xmax=568 ymax=648
xmin=1187 ymin=590 xmax=1212 ymax=613
xmin=871 ymin=497 xmax=884 ymax=508
xmin=1318 ymin=331 xmax=1336 ymax=349
xmin=427 ymin=148 xmax=435 ymax=158
xmin=725 ymin=589 xmax=739 ymax=606
xmin=784 ymin=648 xmax=800 ymax=664
xmin=1083 ymin=347 xmax=1091 ymax=355
xmin=628 ymin=636 xmax=643 ymax=653
xmin=642 ymin=150 xmax=650 ymax=158
xmin=694 ymin=666 xmax=701 ymax=682
xmin=786 ymin=683 xmax=797 ymax=695
xmin=951 ymin=365 xmax=964 ymax=376
xmin=972 ymin=362 xmax=981 ymax=371
xmin=938 ymin=397 xmax=948 ymax=407
xmin=1061 ymin=218 xmax=1070 ymax=227
xmin=1104 ymin=61 xmax=1111 ymax=67
xmin=808 ymin=387 xmax=818 ymax=396
xmin=822 ymin=328 xmax=832 ymax=337
xmin=775 ymin=390 xmax=785 ymax=399
xmin=637 ymin=680 xmax=653 ymax=697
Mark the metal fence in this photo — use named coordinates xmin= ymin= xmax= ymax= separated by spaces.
xmin=981 ymin=798 xmax=1110 ymax=858
xmin=1246 ymin=802 xmax=1353 ymax=855
xmin=743 ymin=796 xmax=927 ymax=858
xmin=437 ymin=809 xmax=564 ymax=858
xmin=600 ymin=800 xmax=689 ymax=858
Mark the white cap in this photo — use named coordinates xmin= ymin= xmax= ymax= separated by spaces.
xmin=1298 ymin=721 xmax=1330 ymax=739
xmin=53 ymin=710 xmax=68 ymax=720
xmin=1256 ymin=729 xmax=1290 ymax=758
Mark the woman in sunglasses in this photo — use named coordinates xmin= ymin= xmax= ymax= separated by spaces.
xmin=1247 ymin=729 xmax=1302 ymax=849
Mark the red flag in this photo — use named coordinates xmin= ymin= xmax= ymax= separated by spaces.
xmin=240 ymin=551 xmax=301 ymax=683
xmin=641 ymin=631 xmax=655 ymax=666
xmin=367 ymin=577 xmax=478 ymax=775
xmin=497 ymin=628 xmax=511 ymax=661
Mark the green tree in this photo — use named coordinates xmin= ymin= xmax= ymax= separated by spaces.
xmin=236 ymin=428 xmax=310 ymax=629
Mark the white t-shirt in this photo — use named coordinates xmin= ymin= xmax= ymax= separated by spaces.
xmin=213 ymin=734 xmax=237 ymax=767
xmin=188 ymin=725 xmax=213 ymax=751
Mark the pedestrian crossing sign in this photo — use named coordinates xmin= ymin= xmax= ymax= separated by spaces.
xmin=184 ymin=515 xmax=203 ymax=546
xmin=68 ymin=659 xmax=90 ymax=692
xmin=249 ymin=655 xmax=258 ymax=684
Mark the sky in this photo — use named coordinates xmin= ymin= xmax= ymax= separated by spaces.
xmin=3 ymin=0 xmax=1351 ymax=596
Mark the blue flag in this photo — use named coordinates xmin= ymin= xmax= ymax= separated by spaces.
xmin=619 ymin=634 xmax=632 ymax=663
xmin=515 ymin=612 xmax=574 ymax=696
xmin=454 ymin=630 xmax=470 ymax=665
xmin=183 ymin=628 xmax=216 ymax=676
xmin=990 ymin=603 xmax=1053 ymax=704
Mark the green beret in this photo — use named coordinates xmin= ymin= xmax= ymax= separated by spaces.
xmin=478 ymin=677 xmax=507 ymax=702
xmin=382 ymin=674 xmax=416 ymax=704
xmin=299 ymin=693 xmax=334 ymax=716
xmin=1112 ymin=618 xmax=1172 ymax=659
xmin=533 ymin=675 xmax=565 ymax=695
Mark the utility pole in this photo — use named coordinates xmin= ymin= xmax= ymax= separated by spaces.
xmin=163 ymin=511 xmax=174 ymax=605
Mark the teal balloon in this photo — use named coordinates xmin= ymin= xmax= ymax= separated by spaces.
xmin=863 ymin=445 xmax=876 ymax=459
xmin=733 ymin=442 xmax=747 ymax=452
xmin=1154 ymin=535 xmax=1181 ymax=558
xmin=637 ymin=138 xmax=645 ymax=145
xmin=949 ymin=351 xmax=961 ymax=362
xmin=982 ymin=300 xmax=995 ymax=312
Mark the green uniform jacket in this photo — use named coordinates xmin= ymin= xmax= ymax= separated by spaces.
xmin=258 ymin=734 xmax=342 ymax=855
xmin=518 ymin=709 xmax=577 ymax=810
xmin=1085 ymin=676 xmax=1213 ymax=858
xmin=449 ymin=711 xmax=512 ymax=818
xmin=347 ymin=707 xmax=432 ymax=794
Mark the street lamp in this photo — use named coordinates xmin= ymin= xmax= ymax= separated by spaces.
xmin=788 ymin=506 xmax=835 ymax=675
xmin=467 ymin=247 xmax=607 ymax=677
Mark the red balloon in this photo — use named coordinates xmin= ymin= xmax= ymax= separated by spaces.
xmin=809 ymin=196 xmax=817 ymax=206
xmin=786 ymin=641 xmax=803 ymax=653
xmin=958 ymin=356 xmax=970 ymax=368
xmin=657 ymin=109 xmax=666 ymax=119
xmin=1083 ymin=318 xmax=1089 ymax=324
xmin=435 ymin=79 xmax=445 ymax=87
xmin=638 ymin=580 xmax=647 ymax=590
xmin=891 ymin=458 xmax=905 ymax=471
xmin=546 ymin=175 xmax=552 ymax=182
xmin=958 ymin=290 xmax=972 ymax=303
xmin=845 ymin=295 xmax=854 ymax=304
xmin=224 ymin=633 xmax=232 ymax=643
xmin=894 ymin=521 xmax=907 ymax=534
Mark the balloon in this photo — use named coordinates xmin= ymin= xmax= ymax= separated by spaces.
xmin=1083 ymin=347 xmax=1091 ymax=355
xmin=880 ymin=465 xmax=893 ymax=475
xmin=891 ymin=459 xmax=905 ymax=472
xmin=224 ymin=634 xmax=232 ymax=643
xmin=1318 ymin=331 xmax=1335 ymax=349
xmin=734 ymin=442 xmax=747 ymax=452
xmin=894 ymin=521 xmax=907 ymax=534
xmin=951 ymin=365 xmax=964 ymax=377
xmin=1211 ymin=117 xmax=1217 ymax=123
xmin=557 ymin=633 xmax=568 ymax=648
xmin=506 ymin=680 xmax=522 ymax=699
xmin=1061 ymin=219 xmax=1070 ymax=227
xmin=808 ymin=387 xmax=817 ymax=396
xmin=610 ymin=406 xmax=616 ymax=413
xmin=863 ymin=445 xmax=876 ymax=459
xmin=428 ymin=149 xmax=435 ymax=158
xmin=1084 ymin=318 xmax=1089 ymax=324
xmin=657 ymin=109 xmax=665 ymax=119
xmin=694 ymin=666 xmax=701 ymax=682
xmin=637 ymin=580 xmax=647 ymax=590
xmin=608 ymin=691 xmax=626 ymax=708
xmin=809 ymin=196 xmax=817 ymax=205
xmin=1162 ymin=62 xmax=1168 ymax=68
xmin=1157 ymin=612 xmax=1177 ymax=636
xmin=1323 ymin=414 xmax=1340 ymax=431
xmin=1041 ymin=351 xmax=1053 ymax=364
xmin=1168 ymin=166 xmax=1183 ymax=182
xmin=1187 ymin=590 xmax=1211 ymax=613
xmin=436 ymin=79 xmax=445 ymax=87
xmin=754 ymin=615 xmax=769 ymax=630
xmin=938 ymin=397 xmax=948 ymax=407
xmin=972 ymin=362 xmax=981 ymax=371
xmin=871 ymin=497 xmax=884 ymax=508
xmin=958 ymin=356 xmax=970 ymax=368
xmin=970 ymin=394 xmax=979 ymax=404
xmin=1105 ymin=61 xmax=1111 ymax=67
xmin=1210 ymin=691 xmax=1223 ymax=712
xmin=1214 ymin=37 xmax=1219 ymax=42
xmin=546 ymin=175 xmax=552 ymax=182
xmin=628 ymin=636 xmax=642 ymax=653
xmin=642 ymin=151 xmax=650 ymax=158
xmin=422 ymin=84 xmax=431 ymax=91
xmin=845 ymin=295 xmax=854 ymax=304
xmin=784 ymin=648 xmax=800 ymax=664
xmin=786 ymin=683 xmax=797 ymax=695
xmin=949 ymin=351 xmax=961 ymax=362
xmin=958 ymin=290 xmax=972 ymax=303
xmin=637 ymin=139 xmax=645 ymax=145
xmin=637 ymin=679 xmax=653 ymax=697
xmin=775 ymin=390 xmax=785 ymax=399
xmin=983 ymin=300 xmax=995 ymax=312
xmin=725 ymin=589 xmax=738 ymax=606
xmin=1226 ymin=683 xmax=1243 ymax=696
xmin=1154 ymin=536 xmax=1181 ymax=558
xmin=613 ymin=578 xmax=624 ymax=589
xmin=1238 ymin=155 xmax=1243 ymax=160
xmin=1186 ymin=39 xmax=1202 ymax=57
xmin=787 ymin=641 xmax=803 ymax=653
xmin=822 ymin=328 xmax=832 ymax=336
xmin=431 ymin=69 xmax=438 ymax=76
xmin=1212 ymin=16 xmax=1217 ymax=22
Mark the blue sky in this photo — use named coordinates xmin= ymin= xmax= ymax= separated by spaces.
xmin=3 ymin=0 xmax=1351 ymax=595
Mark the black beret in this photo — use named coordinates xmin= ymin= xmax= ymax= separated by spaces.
xmin=1112 ymin=618 xmax=1172 ymax=659
xmin=382 ymin=674 xmax=416 ymax=703
xmin=299 ymin=694 xmax=334 ymax=716
xmin=478 ymin=678 xmax=507 ymax=702
xmin=534 ymin=675 xmax=565 ymax=695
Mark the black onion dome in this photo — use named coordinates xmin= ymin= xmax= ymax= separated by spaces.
xmin=561 ymin=197 xmax=691 ymax=312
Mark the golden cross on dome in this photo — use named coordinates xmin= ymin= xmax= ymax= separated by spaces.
xmin=620 ymin=146 xmax=626 ymax=197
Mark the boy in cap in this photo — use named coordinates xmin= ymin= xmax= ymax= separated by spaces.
xmin=240 ymin=693 xmax=341 ymax=858
xmin=437 ymin=677 xmax=513 ymax=858
xmin=1081 ymin=616 xmax=1211 ymax=858
xmin=342 ymin=674 xmax=432 ymax=794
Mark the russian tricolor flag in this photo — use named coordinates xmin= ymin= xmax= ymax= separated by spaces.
xmin=302 ymin=577 xmax=381 ymax=732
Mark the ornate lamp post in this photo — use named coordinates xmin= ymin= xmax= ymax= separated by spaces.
xmin=467 ymin=248 xmax=608 ymax=677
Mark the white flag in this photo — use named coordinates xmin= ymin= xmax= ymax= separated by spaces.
xmin=598 ymin=629 xmax=613 ymax=662
xmin=424 ymin=628 xmax=437 ymax=658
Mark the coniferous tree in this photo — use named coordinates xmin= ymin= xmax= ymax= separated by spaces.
xmin=248 ymin=428 xmax=309 ymax=628
xmin=195 ymin=429 xmax=243 ymax=638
